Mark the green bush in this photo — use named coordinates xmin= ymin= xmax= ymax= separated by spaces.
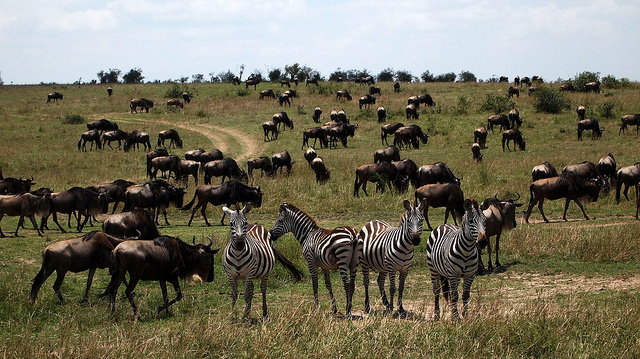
xmin=573 ymin=71 xmax=600 ymax=92
xmin=532 ymin=87 xmax=569 ymax=114
xmin=598 ymin=101 xmax=615 ymax=118
xmin=480 ymin=93 xmax=514 ymax=114
xmin=165 ymin=83 xmax=194 ymax=99
xmin=455 ymin=95 xmax=471 ymax=115
xmin=236 ymin=89 xmax=250 ymax=97
xmin=63 ymin=114 xmax=85 ymax=124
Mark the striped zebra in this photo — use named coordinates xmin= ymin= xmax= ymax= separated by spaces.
xmin=269 ymin=202 xmax=360 ymax=316
xmin=222 ymin=205 xmax=303 ymax=321
xmin=359 ymin=199 xmax=425 ymax=314
xmin=426 ymin=198 xmax=486 ymax=320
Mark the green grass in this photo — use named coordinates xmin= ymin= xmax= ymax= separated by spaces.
xmin=1 ymin=81 xmax=640 ymax=358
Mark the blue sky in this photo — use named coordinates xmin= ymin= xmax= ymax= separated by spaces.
xmin=1 ymin=0 xmax=639 ymax=84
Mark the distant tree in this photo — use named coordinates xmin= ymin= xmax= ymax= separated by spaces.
xmin=249 ymin=69 xmax=263 ymax=82
xmin=435 ymin=72 xmax=456 ymax=82
xmin=395 ymin=70 xmax=413 ymax=83
xmin=217 ymin=70 xmax=236 ymax=83
xmin=208 ymin=72 xmax=221 ymax=83
xmin=421 ymin=70 xmax=435 ymax=82
xmin=192 ymin=74 xmax=205 ymax=83
xmin=97 ymin=68 xmax=121 ymax=84
xmin=299 ymin=66 xmax=320 ymax=82
xmin=377 ymin=68 xmax=395 ymax=82
xmin=572 ymin=71 xmax=600 ymax=92
xmin=329 ymin=68 xmax=348 ymax=81
xmin=284 ymin=63 xmax=301 ymax=80
xmin=458 ymin=70 xmax=477 ymax=83
xmin=122 ymin=68 xmax=144 ymax=84
xmin=268 ymin=68 xmax=283 ymax=82
xmin=178 ymin=76 xmax=189 ymax=84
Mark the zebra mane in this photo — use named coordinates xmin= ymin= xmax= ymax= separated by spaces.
xmin=282 ymin=202 xmax=319 ymax=227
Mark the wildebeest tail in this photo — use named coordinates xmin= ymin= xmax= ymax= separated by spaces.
xmin=77 ymin=138 xmax=82 ymax=151
xmin=181 ymin=192 xmax=197 ymax=211
xmin=271 ymin=243 xmax=304 ymax=281
xmin=98 ymin=252 xmax=121 ymax=299
xmin=29 ymin=251 xmax=50 ymax=304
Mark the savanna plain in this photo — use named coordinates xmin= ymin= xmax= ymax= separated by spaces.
xmin=0 ymin=80 xmax=639 ymax=358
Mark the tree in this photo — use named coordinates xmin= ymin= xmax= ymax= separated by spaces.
xmin=458 ymin=70 xmax=477 ymax=83
xmin=179 ymin=76 xmax=189 ymax=84
xmin=268 ymin=68 xmax=283 ymax=82
xmin=329 ymin=68 xmax=348 ymax=81
xmin=421 ymin=70 xmax=434 ymax=82
xmin=97 ymin=68 xmax=121 ymax=84
xmin=284 ymin=63 xmax=301 ymax=80
xmin=572 ymin=71 xmax=600 ymax=92
xmin=208 ymin=72 xmax=221 ymax=83
xmin=217 ymin=70 xmax=236 ymax=83
xmin=249 ymin=69 xmax=263 ymax=82
xmin=122 ymin=68 xmax=144 ymax=84
xmin=191 ymin=74 xmax=204 ymax=83
xmin=377 ymin=68 xmax=395 ymax=82
xmin=395 ymin=70 xmax=413 ymax=83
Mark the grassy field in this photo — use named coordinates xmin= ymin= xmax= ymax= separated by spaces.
xmin=1 ymin=80 xmax=639 ymax=358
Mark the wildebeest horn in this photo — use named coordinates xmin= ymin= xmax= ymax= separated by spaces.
xmin=513 ymin=192 xmax=521 ymax=202
xmin=205 ymin=235 xmax=213 ymax=247
xmin=193 ymin=236 xmax=196 ymax=245
xmin=135 ymin=229 xmax=142 ymax=240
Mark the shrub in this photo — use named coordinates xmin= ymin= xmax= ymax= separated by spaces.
xmin=532 ymin=87 xmax=569 ymax=114
xmin=455 ymin=95 xmax=471 ymax=115
xmin=63 ymin=114 xmax=85 ymax=124
xmin=573 ymin=71 xmax=600 ymax=92
xmin=237 ymin=89 xmax=250 ymax=97
xmin=165 ymin=83 xmax=194 ymax=99
xmin=598 ymin=101 xmax=615 ymax=119
xmin=480 ymin=94 xmax=514 ymax=114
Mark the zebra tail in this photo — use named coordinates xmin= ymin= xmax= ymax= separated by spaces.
xmin=441 ymin=276 xmax=450 ymax=303
xmin=271 ymin=243 xmax=304 ymax=282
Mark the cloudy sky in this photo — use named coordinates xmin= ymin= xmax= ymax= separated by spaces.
xmin=1 ymin=0 xmax=638 ymax=84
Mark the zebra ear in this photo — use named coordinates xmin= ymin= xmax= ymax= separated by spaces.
xmin=222 ymin=206 xmax=233 ymax=215
xmin=463 ymin=199 xmax=473 ymax=211
xmin=403 ymin=199 xmax=411 ymax=211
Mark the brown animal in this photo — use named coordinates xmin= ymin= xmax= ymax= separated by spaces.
xmin=501 ymin=129 xmax=526 ymax=151
xmin=198 ymin=149 xmax=224 ymax=167
xmin=326 ymin=123 xmax=358 ymax=148
xmin=86 ymin=179 xmax=136 ymax=214
xmin=487 ymin=114 xmax=510 ymax=133
xmin=146 ymin=148 xmax=170 ymax=177
xmin=302 ymin=127 xmax=328 ymax=149
xmin=310 ymin=157 xmax=330 ymax=183
xmin=473 ymin=126 xmax=488 ymax=148
xmin=619 ymin=114 xmax=640 ymax=135
xmin=560 ymin=83 xmax=576 ymax=92
xmin=336 ymin=90 xmax=352 ymax=101
xmin=182 ymin=180 xmax=263 ymax=226
xmin=130 ymin=98 xmax=153 ymax=113
xmin=41 ymin=187 xmax=109 ymax=233
xmin=391 ymin=159 xmax=419 ymax=193
xmin=87 ymin=118 xmax=118 ymax=133
xmin=273 ymin=112 xmax=294 ymax=132
xmin=509 ymin=108 xmax=522 ymax=128
xmin=405 ymin=104 xmax=419 ymax=120
xmin=78 ymin=129 xmax=102 ymax=151
xmin=304 ymin=147 xmax=317 ymax=165
xmin=262 ymin=121 xmax=279 ymax=142
xmin=182 ymin=92 xmax=191 ymax=103
xmin=414 ymin=183 xmax=465 ymax=230
xmin=166 ymin=99 xmax=183 ymax=109
xmin=369 ymin=86 xmax=381 ymax=96
xmin=393 ymin=125 xmax=428 ymax=149
xmin=178 ymin=159 xmax=199 ymax=185
xmin=358 ymin=94 xmax=376 ymax=109
xmin=278 ymin=93 xmax=291 ymax=107
xmin=123 ymin=180 xmax=186 ymax=226
xmin=101 ymin=129 xmax=130 ymax=150
xmin=0 ymin=176 xmax=35 ymax=195
xmin=381 ymin=122 xmax=405 ymax=146
xmin=520 ymin=76 xmax=531 ymax=87
xmin=477 ymin=194 xmax=523 ymax=271
xmin=393 ymin=82 xmax=401 ymax=93
xmin=260 ymin=89 xmax=276 ymax=100
xmin=102 ymin=209 xmax=160 ymax=240
xmin=157 ymin=129 xmax=183 ymax=149
xmin=531 ymin=162 xmax=558 ymax=182
xmin=415 ymin=162 xmax=461 ymax=188
xmin=280 ymin=79 xmax=291 ymax=88
xmin=46 ymin=92 xmax=63 ymax=103
xmin=272 ymin=150 xmax=295 ymax=175
xmin=150 ymin=155 xmax=182 ymax=180
xmin=312 ymin=107 xmax=322 ymax=123
xmin=562 ymin=161 xmax=605 ymax=188
xmin=247 ymin=157 xmax=274 ymax=179
xmin=245 ymin=77 xmax=261 ymax=89
xmin=203 ymin=157 xmax=248 ymax=184
xmin=123 ymin=130 xmax=152 ymax=152
xmin=507 ymin=86 xmax=519 ymax=98
xmin=185 ymin=148 xmax=206 ymax=162
xmin=596 ymin=153 xmax=617 ymax=189
xmin=584 ymin=82 xmax=600 ymax=93
xmin=373 ymin=146 xmax=400 ymax=163
xmin=305 ymin=78 xmax=319 ymax=86
xmin=377 ymin=106 xmax=387 ymax=123
xmin=576 ymin=105 xmax=586 ymax=120
xmin=0 ymin=193 xmax=50 ymax=237
xmin=353 ymin=162 xmax=398 ymax=197
xmin=615 ymin=162 xmax=640 ymax=204
xmin=472 ymin=143 xmax=483 ymax=162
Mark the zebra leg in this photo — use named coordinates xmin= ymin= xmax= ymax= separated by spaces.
xmin=243 ymin=279 xmax=254 ymax=321
xmin=308 ymin=263 xmax=320 ymax=308
xmin=461 ymin=276 xmax=475 ymax=318
xmin=338 ymin=266 xmax=352 ymax=316
xmin=363 ymin=266 xmax=371 ymax=313
xmin=261 ymin=277 xmax=269 ymax=321
xmin=376 ymin=272 xmax=390 ymax=311
xmin=448 ymin=277 xmax=460 ymax=321
xmin=397 ymin=270 xmax=409 ymax=315
xmin=322 ymin=269 xmax=337 ymax=314
xmin=387 ymin=271 xmax=396 ymax=313
xmin=229 ymin=278 xmax=238 ymax=314
xmin=430 ymin=273 xmax=441 ymax=320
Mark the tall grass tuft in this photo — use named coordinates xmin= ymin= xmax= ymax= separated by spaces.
xmin=63 ymin=114 xmax=85 ymax=124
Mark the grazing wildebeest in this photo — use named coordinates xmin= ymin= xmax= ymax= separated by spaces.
xmin=576 ymin=105 xmax=586 ymax=120
xmin=101 ymin=236 xmax=218 ymax=318
xmin=123 ymin=130 xmax=152 ymax=152
xmin=278 ymin=93 xmax=291 ymax=107
xmin=86 ymin=179 xmax=136 ymax=214
xmin=393 ymin=125 xmax=428 ymax=149
xmin=415 ymin=162 xmax=461 ymax=188
xmin=198 ymin=149 xmax=224 ymax=167
xmin=157 ymin=129 xmax=183 ymax=149
xmin=353 ymin=162 xmax=398 ymax=197
xmin=247 ymin=157 xmax=274 ymax=179
xmin=146 ymin=148 xmax=169 ymax=177
xmin=527 ymin=86 xmax=537 ymax=96
xmin=405 ymin=104 xmax=419 ymax=120
xmin=477 ymin=194 xmax=523 ymax=271
xmin=472 ymin=143 xmax=483 ymax=163
xmin=596 ymin=153 xmax=617 ymax=189
xmin=0 ymin=176 xmax=35 ymax=195
xmin=560 ymin=83 xmax=576 ymax=92
xmin=474 ymin=126 xmax=488 ymax=149
xmin=414 ymin=183 xmax=465 ymax=230
xmin=514 ymin=76 xmax=520 ymax=86
xmin=310 ymin=157 xmax=330 ymax=183
xmin=182 ymin=180 xmax=263 ymax=226
xmin=284 ymin=89 xmax=297 ymax=99
xmin=259 ymin=89 xmax=276 ymax=100
xmin=123 ymin=180 xmax=186 ymax=226
xmin=232 ymin=76 xmax=241 ymax=85
xmin=532 ymin=162 xmax=558 ymax=182
xmin=46 ymin=92 xmax=63 ymax=103
xmin=245 ymin=77 xmax=261 ymax=90
xmin=327 ymin=123 xmax=358 ymax=148
xmin=373 ymin=146 xmax=400 ymax=164
xmin=293 ymin=77 xmax=299 ymax=86
xmin=509 ymin=108 xmax=522 ymax=129
xmin=584 ymin=81 xmax=600 ymax=93
xmin=336 ymin=109 xmax=349 ymax=123
xmin=619 ymin=114 xmax=640 ymax=135
xmin=102 ymin=208 xmax=160 ymax=240
xmin=501 ymin=129 xmax=526 ymax=151
xmin=524 ymin=172 xmax=600 ymax=223
xmin=305 ymin=78 xmax=319 ymax=86
xmin=391 ymin=159 xmax=419 ymax=193
xmin=262 ymin=121 xmax=279 ymax=142
xmin=0 ymin=193 xmax=50 ymax=237
xmin=280 ymin=79 xmax=291 ymax=88
xmin=182 ymin=92 xmax=191 ymax=103
xmin=615 ymin=162 xmax=640 ymax=204
xmin=312 ymin=107 xmax=322 ymax=123
xmin=102 ymin=130 xmax=129 ymax=150
xmin=41 ymin=187 xmax=109 ymax=233
xmin=394 ymin=82 xmax=401 ymax=93
xmin=381 ymin=122 xmax=405 ymax=146
xmin=358 ymin=94 xmax=376 ymax=109
xmin=577 ymin=118 xmax=602 ymax=140
xmin=407 ymin=95 xmax=420 ymax=107
xmin=520 ymin=76 xmax=531 ymax=87
xmin=78 ymin=129 xmax=102 ymax=151
xmin=377 ymin=106 xmax=387 ymax=123
xmin=487 ymin=114 xmax=510 ymax=133
xmin=185 ymin=148 xmax=206 ymax=162
xmin=507 ymin=86 xmax=520 ymax=98
xmin=302 ymin=127 xmax=328 ymax=149
xmin=499 ymin=76 xmax=508 ymax=83
xmin=178 ymin=159 xmax=199 ymax=185
xmin=336 ymin=90 xmax=352 ymax=101
xmin=304 ymin=147 xmax=317 ymax=166
xmin=87 ymin=118 xmax=118 ymax=133
xmin=166 ymin=99 xmax=183 ymax=109
xmin=273 ymin=111 xmax=293 ymax=132
xmin=271 ymin=151 xmax=295 ymax=175
xmin=107 ymin=87 xmax=113 ymax=96
xmin=203 ymin=158 xmax=248 ymax=185
xmin=562 ymin=161 xmax=605 ymax=189
xmin=29 ymin=231 xmax=133 ymax=304
xmin=369 ymin=86 xmax=381 ymax=96
xmin=150 ymin=155 xmax=182 ymax=180
xmin=130 ymin=98 xmax=154 ymax=113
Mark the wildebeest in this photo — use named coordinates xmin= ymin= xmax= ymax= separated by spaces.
xmin=408 ymin=94 xmax=436 ymax=108
xmin=150 ymin=155 xmax=182 ymax=180
xmin=353 ymin=162 xmax=398 ymax=197
xmin=182 ymin=92 xmax=191 ymax=103
xmin=532 ymin=162 xmax=559 ymax=182
xmin=373 ymin=146 xmax=400 ymax=164
xmin=310 ymin=157 xmax=330 ymax=184
xmin=509 ymin=108 xmax=522 ymax=129
xmin=477 ymin=194 xmax=523 ymax=271
xmin=46 ymin=92 xmax=63 ymax=103
xmin=615 ymin=162 xmax=640 ymax=204
xmin=281 ymin=79 xmax=291 ymax=88
xmin=123 ymin=130 xmax=152 ymax=152
xmin=123 ymin=180 xmax=186 ymax=226
xmin=87 ymin=118 xmax=118 ymax=133
xmin=393 ymin=125 xmax=428 ymax=149
xmin=260 ymin=89 xmax=276 ymax=100
xmin=78 ymin=129 xmax=102 ymax=151
xmin=502 ymin=129 xmax=526 ymax=151
xmin=358 ymin=94 xmax=376 ymax=109
xmin=0 ymin=176 xmax=35 ymax=195
xmin=185 ymin=148 xmax=206 ymax=162
xmin=562 ymin=161 xmax=605 ymax=188
xmin=335 ymin=109 xmax=349 ymax=123
xmin=247 ymin=157 xmax=274 ymax=179
xmin=166 ymin=99 xmax=183 ymax=109
xmin=596 ymin=153 xmax=617 ymax=189
xmin=102 ymin=129 xmax=130 ymax=150
xmin=305 ymin=78 xmax=319 ymax=86
xmin=232 ymin=76 xmax=241 ymax=85
xmin=107 ymin=87 xmax=113 ymax=96
xmin=405 ymin=104 xmax=419 ymax=120
xmin=336 ymin=90 xmax=352 ymax=101
xmin=204 ymin=157 xmax=248 ymax=184
xmin=304 ymin=147 xmax=317 ymax=166
xmin=273 ymin=112 xmax=293 ymax=132
xmin=157 ymin=129 xmax=182 ymax=149
xmin=514 ymin=76 xmax=520 ymax=86
xmin=41 ymin=187 xmax=109 ymax=233
xmin=262 ymin=121 xmax=278 ymax=142
xmin=312 ymin=107 xmax=322 ymax=123
xmin=414 ymin=183 xmax=465 ymax=230
xmin=179 ymin=159 xmax=199 ymax=185
xmin=130 ymin=98 xmax=154 ymax=113
xmin=578 ymin=118 xmax=603 ymax=140
xmin=391 ymin=158 xmax=419 ymax=193
xmin=377 ymin=106 xmax=387 ymax=123
xmin=86 ymin=179 xmax=136 ymax=214
xmin=302 ymin=127 xmax=328 ymax=149
xmin=327 ymin=123 xmax=358 ymax=148
xmin=474 ymin=126 xmax=488 ymax=149
xmin=182 ymin=180 xmax=263 ymax=226
xmin=102 ymin=208 xmax=160 ymax=240
xmin=271 ymin=150 xmax=295 ymax=175
xmin=146 ymin=148 xmax=170 ymax=177
xmin=560 ymin=83 xmax=576 ymax=92
xmin=101 ymin=236 xmax=218 ymax=318
xmin=499 ymin=76 xmax=508 ymax=83
xmin=472 ymin=143 xmax=483 ymax=162
xmin=369 ymin=86 xmax=381 ymax=96
xmin=520 ymin=76 xmax=531 ymax=87
xmin=278 ymin=93 xmax=291 ymax=107
xmin=0 ymin=192 xmax=50 ymax=237
xmin=619 ymin=114 xmax=640 ymax=135
xmin=576 ymin=105 xmax=586 ymax=120
xmin=524 ymin=172 xmax=600 ymax=223
xmin=487 ymin=114 xmax=510 ymax=133
xmin=584 ymin=81 xmax=600 ymax=93
xmin=29 ymin=231 xmax=132 ymax=304
xmin=507 ymin=86 xmax=520 ymax=98
xmin=381 ymin=122 xmax=405 ymax=146
xmin=198 ymin=149 xmax=224 ymax=167
xmin=245 ymin=77 xmax=261 ymax=89
xmin=415 ymin=162 xmax=461 ymax=188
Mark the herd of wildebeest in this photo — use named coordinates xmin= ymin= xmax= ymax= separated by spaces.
xmin=3 ymin=75 xmax=639 ymax=320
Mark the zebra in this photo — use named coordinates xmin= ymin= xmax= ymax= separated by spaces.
xmin=269 ymin=202 xmax=360 ymax=316
xmin=222 ymin=205 xmax=303 ymax=321
xmin=426 ymin=198 xmax=487 ymax=320
xmin=358 ymin=199 xmax=425 ymax=315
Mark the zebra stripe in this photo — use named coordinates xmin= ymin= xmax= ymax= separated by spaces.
xmin=426 ymin=198 xmax=486 ymax=320
xmin=222 ymin=205 xmax=275 ymax=321
xmin=359 ymin=199 xmax=425 ymax=314
xmin=269 ymin=202 xmax=360 ymax=316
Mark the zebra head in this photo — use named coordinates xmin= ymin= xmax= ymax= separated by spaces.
xmin=269 ymin=202 xmax=293 ymax=241
xmin=462 ymin=199 xmax=487 ymax=244
xmin=223 ymin=204 xmax=251 ymax=248
xmin=402 ymin=199 xmax=426 ymax=245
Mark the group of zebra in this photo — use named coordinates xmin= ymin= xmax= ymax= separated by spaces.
xmin=221 ymin=197 xmax=486 ymax=322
